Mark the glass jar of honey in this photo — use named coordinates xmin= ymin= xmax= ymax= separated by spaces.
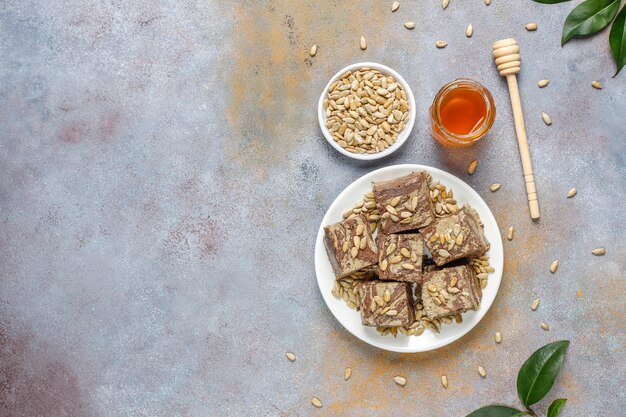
xmin=430 ymin=78 xmax=496 ymax=146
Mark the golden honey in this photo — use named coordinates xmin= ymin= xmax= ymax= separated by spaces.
xmin=430 ymin=79 xmax=496 ymax=146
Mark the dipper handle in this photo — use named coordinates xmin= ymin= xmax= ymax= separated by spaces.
xmin=492 ymin=38 xmax=540 ymax=220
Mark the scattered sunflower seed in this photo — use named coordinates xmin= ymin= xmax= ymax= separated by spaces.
xmin=344 ymin=367 xmax=352 ymax=380
xmin=531 ymin=298 xmax=540 ymax=311
xmin=436 ymin=40 xmax=448 ymax=48
xmin=392 ymin=1 xmax=400 ymax=12
xmin=538 ymin=79 xmax=549 ymax=88
xmin=394 ymin=375 xmax=407 ymax=386
xmin=490 ymin=183 xmax=501 ymax=192
xmin=507 ymin=226 xmax=515 ymax=241
xmin=442 ymin=0 xmax=449 ymax=9
xmin=494 ymin=331 xmax=502 ymax=344
xmin=591 ymin=247 xmax=606 ymax=256
xmin=591 ymin=80 xmax=602 ymax=89
xmin=526 ymin=22 xmax=538 ymax=31
xmin=478 ymin=366 xmax=487 ymax=378
xmin=311 ymin=397 xmax=323 ymax=408
xmin=360 ymin=35 xmax=367 ymax=50
xmin=467 ymin=159 xmax=478 ymax=175
xmin=441 ymin=375 xmax=448 ymax=388
xmin=466 ymin=24 xmax=473 ymax=37
xmin=567 ymin=188 xmax=577 ymax=198
xmin=404 ymin=21 xmax=415 ymax=29
xmin=310 ymin=44 xmax=317 ymax=57
xmin=541 ymin=112 xmax=552 ymax=125
xmin=286 ymin=352 xmax=296 ymax=362
xmin=541 ymin=322 xmax=550 ymax=331
xmin=550 ymin=260 xmax=558 ymax=273
xmin=484 ymin=0 xmax=491 ymax=4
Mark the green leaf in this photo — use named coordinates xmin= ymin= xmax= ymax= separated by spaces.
xmin=533 ymin=0 xmax=572 ymax=4
xmin=548 ymin=398 xmax=568 ymax=417
xmin=609 ymin=5 xmax=626 ymax=76
xmin=517 ymin=340 xmax=570 ymax=407
xmin=561 ymin=0 xmax=621 ymax=45
xmin=466 ymin=405 xmax=525 ymax=417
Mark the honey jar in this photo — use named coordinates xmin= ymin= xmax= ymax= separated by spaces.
xmin=430 ymin=78 xmax=496 ymax=146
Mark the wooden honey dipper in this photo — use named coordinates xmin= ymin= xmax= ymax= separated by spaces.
xmin=492 ymin=38 xmax=540 ymax=220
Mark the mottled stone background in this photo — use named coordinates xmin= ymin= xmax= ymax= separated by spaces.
xmin=0 ymin=0 xmax=624 ymax=416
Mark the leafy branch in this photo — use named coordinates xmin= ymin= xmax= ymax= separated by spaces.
xmin=532 ymin=0 xmax=626 ymax=76
xmin=466 ymin=341 xmax=570 ymax=417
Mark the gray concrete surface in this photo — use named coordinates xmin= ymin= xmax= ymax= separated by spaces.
xmin=1 ymin=1 xmax=624 ymax=416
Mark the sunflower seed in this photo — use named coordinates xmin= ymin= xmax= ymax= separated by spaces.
xmin=538 ymin=79 xmax=549 ymax=88
xmin=383 ymin=289 xmax=391 ymax=303
xmin=353 ymin=236 xmax=360 ymax=248
xmin=442 ymin=0 xmax=449 ymax=9
xmin=311 ymin=397 xmax=322 ymax=408
xmin=404 ymin=21 xmax=415 ymax=29
xmin=567 ymin=188 xmax=577 ymax=198
xmin=480 ymin=279 xmax=487 ymax=289
xmin=359 ymin=237 xmax=367 ymax=250
xmin=436 ymin=40 xmax=448 ymax=48
xmin=466 ymin=24 xmax=473 ymax=37
xmin=507 ymin=226 xmax=514 ymax=241
xmin=386 ymin=309 xmax=398 ymax=316
xmin=467 ymin=159 xmax=478 ymax=174
xmin=360 ymin=35 xmax=367 ymax=50
xmin=386 ymin=243 xmax=397 ymax=255
xmin=550 ymin=260 xmax=558 ymax=273
xmin=389 ymin=255 xmax=402 ymax=264
xmin=380 ymin=259 xmax=388 ymax=271
xmin=495 ymin=331 xmax=502 ymax=344
xmin=390 ymin=196 xmax=401 ymax=207
xmin=441 ymin=375 xmax=448 ymax=388
xmin=286 ymin=352 xmax=296 ymax=362
xmin=400 ymin=248 xmax=411 ymax=257
xmin=455 ymin=233 xmax=463 ymax=245
xmin=342 ymin=241 xmax=350 ymax=252
xmin=484 ymin=0 xmax=491 ymax=4
xmin=350 ymin=247 xmax=358 ymax=258
xmin=374 ymin=295 xmax=385 ymax=306
xmin=401 ymin=263 xmax=415 ymax=270
xmin=438 ymin=249 xmax=451 ymax=258
xmin=386 ymin=205 xmax=398 ymax=215
xmin=526 ymin=22 xmax=538 ymax=31
xmin=394 ymin=375 xmax=407 ymax=386
xmin=310 ymin=44 xmax=317 ymax=57
xmin=344 ymin=367 xmax=352 ymax=380
xmin=591 ymin=80 xmax=602 ymax=89
xmin=531 ymin=298 xmax=540 ymax=311
xmin=433 ymin=296 xmax=442 ymax=305
xmin=490 ymin=183 xmax=501 ymax=192
xmin=541 ymin=112 xmax=552 ymax=125
xmin=541 ymin=322 xmax=550 ymax=331
xmin=478 ymin=366 xmax=487 ymax=378
xmin=392 ymin=1 xmax=400 ymax=12
xmin=400 ymin=211 xmax=412 ymax=219
xmin=356 ymin=224 xmax=364 ymax=236
xmin=592 ymin=247 xmax=606 ymax=256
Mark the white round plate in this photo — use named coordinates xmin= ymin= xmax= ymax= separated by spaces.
xmin=315 ymin=164 xmax=503 ymax=353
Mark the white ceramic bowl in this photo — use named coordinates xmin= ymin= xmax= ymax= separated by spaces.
xmin=318 ymin=62 xmax=416 ymax=161
xmin=315 ymin=164 xmax=504 ymax=353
